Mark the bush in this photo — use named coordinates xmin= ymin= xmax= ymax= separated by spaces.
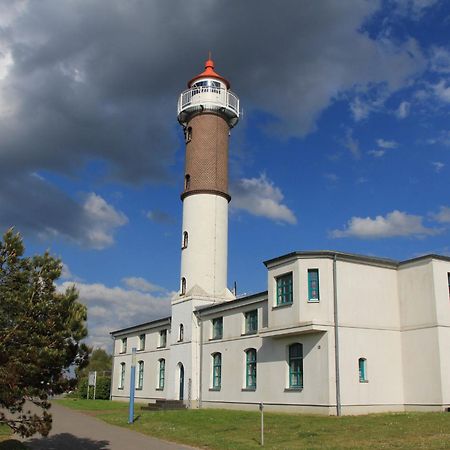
xmin=77 ymin=376 xmax=111 ymax=400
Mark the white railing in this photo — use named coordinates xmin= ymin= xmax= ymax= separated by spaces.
xmin=177 ymin=86 xmax=240 ymax=119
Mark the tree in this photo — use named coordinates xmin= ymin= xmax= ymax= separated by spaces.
xmin=76 ymin=348 xmax=112 ymax=379
xmin=0 ymin=229 xmax=89 ymax=437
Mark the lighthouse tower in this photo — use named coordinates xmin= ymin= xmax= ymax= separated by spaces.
xmin=177 ymin=57 xmax=240 ymax=299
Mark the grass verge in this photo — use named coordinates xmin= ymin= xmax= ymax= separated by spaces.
xmin=55 ymin=400 xmax=450 ymax=449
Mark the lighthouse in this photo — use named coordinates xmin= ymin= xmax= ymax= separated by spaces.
xmin=177 ymin=57 xmax=240 ymax=299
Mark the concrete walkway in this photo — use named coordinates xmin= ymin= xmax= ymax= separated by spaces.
xmin=20 ymin=402 xmax=195 ymax=450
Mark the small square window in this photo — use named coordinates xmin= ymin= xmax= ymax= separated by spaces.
xmin=276 ymin=273 xmax=293 ymax=305
xmin=212 ymin=317 xmax=223 ymax=340
xmin=244 ymin=310 xmax=258 ymax=334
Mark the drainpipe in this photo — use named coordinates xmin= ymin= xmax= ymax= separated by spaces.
xmin=109 ymin=334 xmax=115 ymax=401
xmin=197 ymin=312 xmax=203 ymax=409
xmin=333 ymin=253 xmax=342 ymax=416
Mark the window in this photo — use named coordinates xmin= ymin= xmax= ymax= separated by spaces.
xmin=185 ymin=174 xmax=190 ymax=190
xmin=119 ymin=362 xmax=125 ymax=389
xmin=245 ymin=349 xmax=257 ymax=389
xmin=182 ymin=231 xmax=188 ymax=249
xmin=276 ymin=273 xmax=293 ymax=305
xmin=120 ymin=337 xmax=127 ymax=354
xmin=212 ymin=353 xmax=222 ymax=389
xmin=159 ymin=329 xmax=167 ymax=348
xmin=137 ymin=361 xmax=144 ymax=389
xmin=308 ymin=269 xmax=320 ymax=302
xmin=181 ymin=277 xmax=186 ymax=295
xmin=138 ymin=334 xmax=145 ymax=351
xmin=179 ymin=324 xmax=184 ymax=342
xmin=158 ymin=359 xmax=165 ymax=389
xmin=289 ymin=343 xmax=303 ymax=389
xmin=184 ymin=126 xmax=192 ymax=143
xmin=212 ymin=317 xmax=223 ymax=340
xmin=359 ymin=358 xmax=368 ymax=382
xmin=245 ymin=310 xmax=258 ymax=334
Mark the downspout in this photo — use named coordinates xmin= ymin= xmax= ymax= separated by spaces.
xmin=333 ymin=253 xmax=342 ymax=416
xmin=198 ymin=313 xmax=203 ymax=408
xmin=109 ymin=334 xmax=115 ymax=401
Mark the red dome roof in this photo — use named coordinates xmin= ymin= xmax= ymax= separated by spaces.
xmin=188 ymin=58 xmax=230 ymax=89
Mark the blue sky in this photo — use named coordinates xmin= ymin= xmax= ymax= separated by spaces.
xmin=1 ymin=0 xmax=449 ymax=348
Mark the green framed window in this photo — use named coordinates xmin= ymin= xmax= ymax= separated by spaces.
xmin=246 ymin=349 xmax=257 ymax=389
xmin=308 ymin=269 xmax=320 ymax=302
xmin=137 ymin=361 xmax=144 ymax=389
xmin=158 ymin=359 xmax=165 ymax=389
xmin=212 ymin=353 xmax=222 ymax=389
xmin=159 ymin=329 xmax=167 ymax=348
xmin=245 ymin=310 xmax=258 ymax=334
xmin=119 ymin=362 xmax=125 ymax=389
xmin=358 ymin=358 xmax=367 ymax=382
xmin=289 ymin=343 xmax=303 ymax=388
xmin=138 ymin=334 xmax=145 ymax=351
xmin=276 ymin=273 xmax=293 ymax=305
xmin=120 ymin=337 xmax=127 ymax=354
xmin=212 ymin=317 xmax=223 ymax=339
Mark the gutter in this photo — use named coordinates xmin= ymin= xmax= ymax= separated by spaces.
xmin=333 ymin=253 xmax=342 ymax=416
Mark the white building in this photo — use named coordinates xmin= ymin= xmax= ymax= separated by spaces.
xmin=111 ymin=59 xmax=450 ymax=415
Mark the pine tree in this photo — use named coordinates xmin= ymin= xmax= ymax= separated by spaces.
xmin=0 ymin=229 xmax=89 ymax=437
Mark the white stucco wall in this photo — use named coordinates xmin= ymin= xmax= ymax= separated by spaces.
xmin=180 ymin=194 xmax=229 ymax=297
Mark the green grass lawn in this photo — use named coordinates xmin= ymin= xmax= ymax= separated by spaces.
xmin=54 ymin=399 xmax=450 ymax=449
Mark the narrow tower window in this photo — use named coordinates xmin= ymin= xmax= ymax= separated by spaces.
xmin=245 ymin=348 xmax=257 ymax=389
xmin=184 ymin=126 xmax=192 ymax=143
xmin=182 ymin=231 xmax=188 ymax=249
xmin=179 ymin=324 xmax=184 ymax=342
xmin=212 ymin=353 xmax=222 ymax=389
xmin=288 ymin=343 xmax=303 ymax=389
xmin=137 ymin=361 xmax=144 ymax=390
xmin=184 ymin=174 xmax=190 ymax=190
xmin=181 ymin=277 xmax=186 ymax=295
xmin=359 ymin=358 xmax=368 ymax=382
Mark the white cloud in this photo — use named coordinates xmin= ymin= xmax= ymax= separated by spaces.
xmin=82 ymin=193 xmax=128 ymax=249
xmin=431 ymin=161 xmax=445 ymax=173
xmin=368 ymin=149 xmax=386 ymax=158
xmin=145 ymin=210 xmax=174 ymax=224
xmin=433 ymin=80 xmax=450 ymax=103
xmin=350 ymin=97 xmax=371 ymax=121
xmin=432 ymin=206 xmax=450 ymax=224
xmin=343 ymin=129 xmax=361 ymax=159
xmin=376 ymin=139 xmax=398 ymax=149
xmin=331 ymin=210 xmax=440 ymax=239
xmin=122 ymin=276 xmax=165 ymax=293
xmin=58 ymin=278 xmax=174 ymax=350
xmin=230 ymin=174 xmax=297 ymax=225
xmin=430 ymin=46 xmax=450 ymax=73
xmin=395 ymin=0 xmax=439 ymax=18
xmin=323 ymin=173 xmax=339 ymax=183
xmin=396 ymin=101 xmax=410 ymax=118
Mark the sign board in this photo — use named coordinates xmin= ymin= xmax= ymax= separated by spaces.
xmin=88 ymin=371 xmax=97 ymax=387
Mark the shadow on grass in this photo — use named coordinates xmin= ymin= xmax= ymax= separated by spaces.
xmin=0 ymin=439 xmax=27 ymax=450
xmin=25 ymin=433 xmax=109 ymax=450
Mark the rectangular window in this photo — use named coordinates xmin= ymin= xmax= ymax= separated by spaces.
xmin=138 ymin=334 xmax=145 ymax=351
xmin=289 ymin=343 xmax=303 ymax=389
xmin=137 ymin=361 xmax=144 ymax=389
xmin=276 ymin=273 xmax=293 ymax=305
xmin=158 ymin=359 xmax=165 ymax=389
xmin=359 ymin=358 xmax=367 ymax=382
xmin=212 ymin=317 xmax=223 ymax=339
xmin=308 ymin=269 xmax=320 ymax=302
xmin=119 ymin=363 xmax=125 ymax=389
xmin=120 ymin=337 xmax=127 ymax=354
xmin=246 ymin=349 xmax=257 ymax=389
xmin=212 ymin=353 xmax=222 ymax=389
xmin=159 ymin=329 xmax=167 ymax=348
xmin=245 ymin=310 xmax=258 ymax=334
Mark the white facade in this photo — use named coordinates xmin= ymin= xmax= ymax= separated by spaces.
xmin=111 ymin=251 xmax=450 ymax=415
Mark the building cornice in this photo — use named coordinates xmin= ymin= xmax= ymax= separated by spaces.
xmin=110 ymin=316 xmax=171 ymax=337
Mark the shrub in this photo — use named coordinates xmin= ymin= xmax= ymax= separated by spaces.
xmin=77 ymin=376 xmax=111 ymax=400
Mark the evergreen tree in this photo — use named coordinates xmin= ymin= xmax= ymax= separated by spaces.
xmin=0 ymin=229 xmax=89 ymax=437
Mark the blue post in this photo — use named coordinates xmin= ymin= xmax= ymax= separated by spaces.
xmin=128 ymin=347 xmax=136 ymax=424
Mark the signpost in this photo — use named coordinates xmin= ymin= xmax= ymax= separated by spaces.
xmin=259 ymin=402 xmax=264 ymax=446
xmin=128 ymin=347 xmax=137 ymax=424
xmin=87 ymin=371 xmax=97 ymax=400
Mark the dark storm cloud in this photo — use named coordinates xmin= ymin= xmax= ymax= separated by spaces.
xmin=0 ymin=0 xmax=426 ymax=243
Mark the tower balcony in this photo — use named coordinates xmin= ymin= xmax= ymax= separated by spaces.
xmin=177 ymin=86 xmax=240 ymax=128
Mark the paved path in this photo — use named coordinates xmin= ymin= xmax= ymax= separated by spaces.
xmin=20 ymin=402 xmax=195 ymax=450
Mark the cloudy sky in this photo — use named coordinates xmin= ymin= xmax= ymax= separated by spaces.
xmin=1 ymin=0 xmax=449 ymax=348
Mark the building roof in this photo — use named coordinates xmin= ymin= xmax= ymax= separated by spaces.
xmin=188 ymin=58 xmax=230 ymax=89
xmin=263 ymin=250 xmax=450 ymax=269
xmin=110 ymin=316 xmax=171 ymax=337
